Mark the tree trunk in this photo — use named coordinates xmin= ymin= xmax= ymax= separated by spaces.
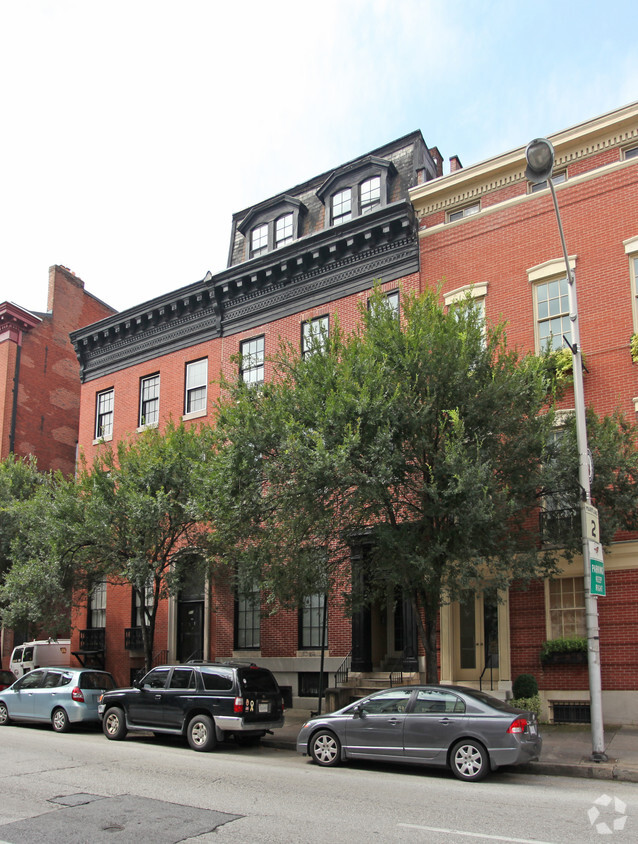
xmin=411 ymin=590 xmax=440 ymax=684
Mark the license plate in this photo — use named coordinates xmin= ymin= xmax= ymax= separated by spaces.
xmin=258 ymin=702 xmax=270 ymax=714
xmin=529 ymin=724 xmax=537 ymax=735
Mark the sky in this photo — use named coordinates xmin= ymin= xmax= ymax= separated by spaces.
xmin=2 ymin=0 xmax=638 ymax=316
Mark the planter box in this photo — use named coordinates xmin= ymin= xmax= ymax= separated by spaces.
xmin=541 ymin=651 xmax=587 ymax=666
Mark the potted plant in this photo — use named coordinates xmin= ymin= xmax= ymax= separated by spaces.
xmin=540 ymin=636 xmax=588 ymax=665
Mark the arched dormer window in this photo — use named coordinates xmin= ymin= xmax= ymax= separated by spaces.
xmin=316 ymin=156 xmax=394 ymax=228
xmin=237 ymin=196 xmax=305 ymax=260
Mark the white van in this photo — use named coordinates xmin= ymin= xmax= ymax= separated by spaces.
xmin=9 ymin=639 xmax=71 ymax=678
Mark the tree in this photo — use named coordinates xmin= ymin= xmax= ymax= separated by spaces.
xmin=2 ymin=422 xmax=215 ymax=671
xmin=209 ymin=286 xmax=638 ymax=682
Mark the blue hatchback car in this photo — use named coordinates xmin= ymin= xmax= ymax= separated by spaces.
xmin=0 ymin=667 xmax=116 ymax=733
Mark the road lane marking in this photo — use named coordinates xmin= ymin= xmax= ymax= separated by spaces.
xmin=398 ymin=824 xmax=559 ymax=844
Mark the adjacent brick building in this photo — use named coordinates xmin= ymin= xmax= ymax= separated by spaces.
xmin=0 ymin=265 xmax=116 ymax=664
xmin=70 ymin=102 xmax=638 ymax=722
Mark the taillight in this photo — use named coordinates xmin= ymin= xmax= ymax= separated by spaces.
xmin=234 ymin=696 xmax=244 ymax=714
xmin=507 ymin=717 xmax=528 ymax=734
xmin=281 ymin=695 xmax=285 ymax=711
xmin=71 ymin=687 xmax=85 ymax=703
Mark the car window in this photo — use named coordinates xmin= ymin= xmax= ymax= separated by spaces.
xmin=466 ymin=690 xmax=518 ymax=712
xmin=22 ymin=647 xmax=34 ymax=661
xmin=412 ymin=689 xmax=465 ymax=714
xmin=80 ymin=672 xmax=116 ymax=690
xmin=142 ymin=668 xmax=170 ymax=690
xmin=11 ymin=648 xmax=23 ymax=661
xmin=17 ymin=670 xmax=46 ymax=690
xmin=361 ymin=689 xmax=413 ymax=714
xmin=239 ymin=668 xmax=279 ymax=694
xmin=42 ymin=671 xmax=63 ymax=688
xmin=0 ymin=670 xmax=15 ymax=683
xmin=200 ymin=668 xmax=233 ymax=691
xmin=169 ymin=668 xmax=196 ymax=690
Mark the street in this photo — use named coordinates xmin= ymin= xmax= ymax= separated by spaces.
xmin=0 ymin=724 xmax=636 ymax=843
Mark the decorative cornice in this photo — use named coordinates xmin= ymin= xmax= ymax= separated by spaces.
xmin=0 ymin=302 xmax=41 ymax=344
xmin=72 ymin=201 xmax=419 ymax=382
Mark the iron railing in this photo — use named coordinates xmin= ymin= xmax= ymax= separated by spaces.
xmin=334 ymin=651 xmax=351 ymax=687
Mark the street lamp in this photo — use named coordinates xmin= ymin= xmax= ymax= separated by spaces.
xmin=525 ymin=138 xmax=607 ymax=762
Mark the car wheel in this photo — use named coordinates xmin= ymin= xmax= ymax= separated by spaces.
xmin=103 ymin=707 xmax=127 ymax=741
xmin=0 ymin=701 xmax=11 ymax=726
xmin=309 ymin=730 xmax=341 ymax=767
xmin=51 ymin=707 xmax=70 ymax=733
xmin=187 ymin=714 xmax=216 ymax=752
xmin=450 ymin=739 xmax=489 ymax=781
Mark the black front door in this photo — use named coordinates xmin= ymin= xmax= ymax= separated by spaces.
xmin=177 ymin=601 xmax=204 ymax=663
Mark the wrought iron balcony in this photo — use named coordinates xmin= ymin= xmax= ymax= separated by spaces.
xmin=79 ymin=628 xmax=105 ymax=651
xmin=125 ymin=627 xmax=148 ymax=651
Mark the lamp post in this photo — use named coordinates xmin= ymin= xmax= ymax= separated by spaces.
xmin=525 ymin=138 xmax=607 ymax=762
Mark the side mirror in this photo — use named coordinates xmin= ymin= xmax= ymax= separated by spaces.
xmin=353 ymin=704 xmax=365 ymax=718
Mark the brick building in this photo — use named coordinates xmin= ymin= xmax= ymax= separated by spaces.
xmin=70 ymin=102 xmax=638 ymax=721
xmin=410 ymin=101 xmax=638 ymax=723
xmin=69 ymin=132 xmax=439 ymax=695
xmin=0 ymin=265 xmax=116 ymax=664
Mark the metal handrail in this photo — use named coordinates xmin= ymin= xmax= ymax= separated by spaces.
xmin=389 ymin=671 xmax=403 ymax=687
xmin=334 ymin=651 xmax=351 ymax=687
xmin=479 ymin=654 xmax=496 ymax=691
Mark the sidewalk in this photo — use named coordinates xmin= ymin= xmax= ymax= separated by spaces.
xmin=262 ymin=710 xmax=638 ymax=783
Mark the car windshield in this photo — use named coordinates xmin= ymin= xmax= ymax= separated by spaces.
xmin=239 ymin=668 xmax=279 ymax=693
xmin=468 ymin=690 xmax=519 ymax=712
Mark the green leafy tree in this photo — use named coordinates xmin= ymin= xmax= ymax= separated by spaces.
xmin=209 ymin=286 xmax=638 ymax=682
xmin=3 ymin=422 xmax=215 ymax=671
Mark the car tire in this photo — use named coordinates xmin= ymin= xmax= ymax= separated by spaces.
xmin=103 ymin=707 xmax=128 ymax=741
xmin=450 ymin=739 xmax=489 ymax=781
xmin=309 ymin=729 xmax=341 ymax=767
xmin=51 ymin=707 xmax=70 ymax=733
xmin=0 ymin=701 xmax=12 ymax=726
xmin=187 ymin=714 xmax=216 ymax=752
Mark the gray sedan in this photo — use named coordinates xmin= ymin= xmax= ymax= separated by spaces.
xmin=297 ymin=685 xmax=541 ymax=781
xmin=0 ymin=667 xmax=116 ymax=733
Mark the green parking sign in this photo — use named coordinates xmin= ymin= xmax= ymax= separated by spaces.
xmin=590 ymin=552 xmax=606 ymax=597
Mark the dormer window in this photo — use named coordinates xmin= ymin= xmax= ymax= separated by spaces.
xmin=360 ymin=176 xmax=381 ymax=214
xmin=275 ymin=213 xmax=294 ymax=248
xmin=238 ymin=196 xmax=305 ymax=261
xmin=317 ymin=155 xmax=394 ymax=229
xmin=251 ymin=223 xmax=268 ymax=257
xmin=332 ymin=189 xmax=352 ymax=225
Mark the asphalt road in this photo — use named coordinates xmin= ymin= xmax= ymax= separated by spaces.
xmin=0 ymin=723 xmax=637 ymax=843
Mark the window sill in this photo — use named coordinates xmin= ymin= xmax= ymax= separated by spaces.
xmin=92 ymin=435 xmax=113 ymax=445
xmin=136 ymin=422 xmax=159 ymax=433
xmin=182 ymin=408 xmax=208 ymax=421
xmin=296 ymin=650 xmax=330 ymax=658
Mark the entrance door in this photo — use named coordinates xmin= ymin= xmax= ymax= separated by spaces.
xmin=453 ymin=589 xmax=499 ymax=683
xmin=176 ymin=601 xmax=204 ymax=663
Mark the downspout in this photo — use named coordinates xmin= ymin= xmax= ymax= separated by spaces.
xmin=8 ymin=343 xmax=21 ymax=454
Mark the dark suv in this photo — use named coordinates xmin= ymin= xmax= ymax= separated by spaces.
xmin=98 ymin=662 xmax=284 ymax=752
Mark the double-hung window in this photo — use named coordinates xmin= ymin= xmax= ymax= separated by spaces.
xmin=302 ymin=315 xmax=329 ymax=358
xmin=235 ymin=585 xmax=260 ymax=649
xmin=300 ymin=594 xmax=327 ymax=649
xmin=547 ymin=577 xmax=586 ymax=638
xmin=275 ymin=213 xmax=293 ymax=248
xmin=95 ymin=389 xmax=114 ymax=440
xmin=89 ymin=578 xmax=107 ymax=629
xmin=185 ymin=359 xmax=208 ymax=414
xmin=448 ymin=202 xmax=480 ymax=222
xmin=360 ymin=176 xmax=381 ymax=213
xmin=251 ymin=223 xmax=268 ymax=257
xmin=536 ymin=277 xmax=571 ymax=350
xmin=240 ymin=336 xmax=265 ymax=386
xmin=331 ymin=188 xmax=352 ymax=225
xmin=132 ymin=581 xmax=154 ymax=628
xmin=139 ymin=374 xmax=159 ymax=427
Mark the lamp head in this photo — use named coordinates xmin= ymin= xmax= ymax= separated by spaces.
xmin=525 ymin=138 xmax=555 ymax=184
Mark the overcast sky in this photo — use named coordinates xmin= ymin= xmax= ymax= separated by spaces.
xmin=2 ymin=0 xmax=637 ymax=316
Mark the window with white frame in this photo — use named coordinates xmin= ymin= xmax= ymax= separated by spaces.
xmin=530 ymin=171 xmax=567 ymax=193
xmin=275 ymin=213 xmax=293 ymax=248
xmin=185 ymin=359 xmax=208 ymax=414
xmin=444 ymin=283 xmax=487 ymax=335
xmin=251 ymin=223 xmax=268 ymax=257
xmin=360 ymin=175 xmax=381 ymax=213
xmin=300 ymin=594 xmax=327 ymax=649
xmin=623 ymin=145 xmax=638 ymax=160
xmin=235 ymin=584 xmax=260 ymax=649
xmin=448 ymin=202 xmax=480 ymax=222
xmin=95 ymin=389 xmax=114 ymax=439
xmin=302 ymin=315 xmax=329 ymax=358
xmin=331 ymin=188 xmax=352 ymax=225
xmin=547 ymin=577 xmax=586 ymax=638
xmin=240 ymin=336 xmax=265 ymax=386
xmin=536 ymin=276 xmax=571 ymax=351
xmin=624 ymin=236 xmax=638 ymax=334
xmin=139 ymin=374 xmax=159 ymax=427
xmin=88 ymin=578 xmax=107 ymax=628
xmin=132 ymin=581 xmax=154 ymax=628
